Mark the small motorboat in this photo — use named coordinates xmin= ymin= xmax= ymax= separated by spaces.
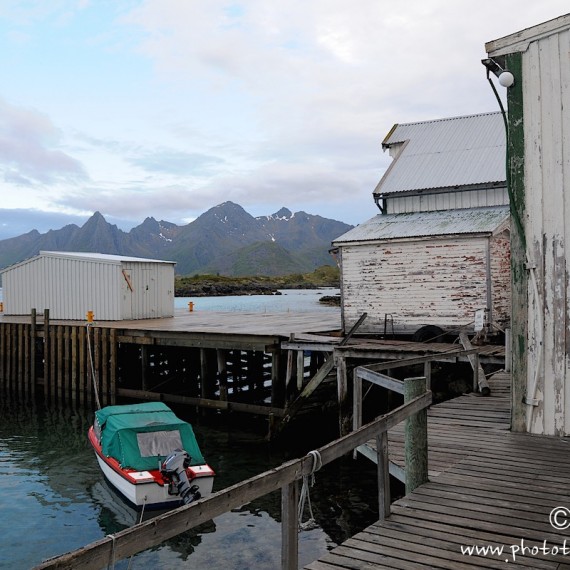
xmin=88 ymin=401 xmax=215 ymax=509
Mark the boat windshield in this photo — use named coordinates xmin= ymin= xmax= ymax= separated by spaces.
xmin=137 ymin=430 xmax=183 ymax=457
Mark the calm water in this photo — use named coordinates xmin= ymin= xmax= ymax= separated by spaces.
xmin=0 ymin=290 xmax=385 ymax=570
xmin=173 ymin=288 xmax=340 ymax=313
xmin=0 ymin=401 xmax=381 ymax=570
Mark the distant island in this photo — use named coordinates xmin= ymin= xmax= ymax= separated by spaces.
xmin=174 ymin=266 xmax=340 ymax=297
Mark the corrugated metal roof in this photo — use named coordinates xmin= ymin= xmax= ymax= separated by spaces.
xmin=333 ymin=206 xmax=510 ymax=244
xmin=0 ymin=251 xmax=175 ymax=274
xmin=375 ymin=112 xmax=506 ymax=196
xmin=39 ymin=251 xmax=175 ymax=264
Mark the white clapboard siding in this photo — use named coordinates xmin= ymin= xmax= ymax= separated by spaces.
xmin=340 ymin=233 xmax=509 ymax=335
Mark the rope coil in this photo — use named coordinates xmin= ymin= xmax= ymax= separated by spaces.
xmin=298 ymin=450 xmax=322 ymax=531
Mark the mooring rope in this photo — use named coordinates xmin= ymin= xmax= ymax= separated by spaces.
xmin=85 ymin=322 xmax=102 ymax=410
xmin=125 ymin=496 xmax=148 ymax=570
xmin=298 ymin=450 xmax=322 ymax=531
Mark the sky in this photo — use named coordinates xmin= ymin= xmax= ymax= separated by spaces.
xmin=0 ymin=1 xmax=568 ymax=240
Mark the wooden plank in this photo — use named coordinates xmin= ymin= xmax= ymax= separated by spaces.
xmin=117 ymin=387 xmax=288 ymax=417
xmin=310 ymin=371 xmax=570 ymax=568
xmin=355 ymin=366 xmax=404 ymax=394
xmin=459 ymin=332 xmax=490 ymax=395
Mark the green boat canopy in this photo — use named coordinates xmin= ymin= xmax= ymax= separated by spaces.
xmin=95 ymin=402 xmax=205 ymax=471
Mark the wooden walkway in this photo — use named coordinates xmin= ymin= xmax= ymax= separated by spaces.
xmin=307 ymin=373 xmax=570 ymax=569
xmin=0 ymin=308 xmax=342 ymax=337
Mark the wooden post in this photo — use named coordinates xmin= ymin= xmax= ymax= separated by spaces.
xmin=281 ymin=480 xmax=299 ymax=570
xmin=270 ymin=348 xmax=285 ymax=409
xmin=84 ymin=325 xmax=93 ymax=406
xmin=505 ymin=328 xmax=511 ymax=373
xmin=336 ymin=354 xmax=350 ymax=436
xmin=352 ymin=370 xmax=363 ymax=459
xmin=217 ymin=349 xmax=228 ymax=402
xmin=296 ymin=350 xmax=304 ymax=391
xmin=200 ymin=348 xmax=208 ymax=401
xmin=376 ymin=431 xmax=391 ymax=520
xmin=55 ymin=325 xmax=63 ymax=403
xmin=94 ymin=327 xmax=102 ymax=406
xmin=5 ymin=324 xmax=11 ymax=394
xmin=423 ymin=360 xmax=431 ymax=391
xmin=200 ymin=348 xmax=217 ymax=411
xmin=140 ymin=345 xmax=149 ymax=391
xmin=30 ymin=309 xmax=36 ymax=399
xmin=78 ymin=325 xmax=87 ymax=406
xmin=71 ymin=326 xmax=78 ymax=406
xmin=23 ymin=323 xmax=30 ymax=400
xmin=459 ymin=332 xmax=490 ymax=396
xmin=44 ymin=309 xmax=50 ymax=403
xmin=251 ymin=351 xmax=265 ymax=393
xmin=473 ymin=352 xmax=480 ymax=392
xmin=0 ymin=320 xmax=5 ymax=391
xmin=63 ymin=326 xmax=71 ymax=404
xmin=285 ymin=334 xmax=295 ymax=396
xmin=109 ymin=329 xmax=117 ymax=405
xmin=17 ymin=323 xmax=24 ymax=400
xmin=404 ymin=376 xmax=428 ymax=495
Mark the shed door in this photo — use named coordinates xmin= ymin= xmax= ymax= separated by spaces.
xmin=121 ymin=269 xmax=134 ymax=320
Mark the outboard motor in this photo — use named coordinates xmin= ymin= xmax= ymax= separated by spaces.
xmin=160 ymin=449 xmax=201 ymax=505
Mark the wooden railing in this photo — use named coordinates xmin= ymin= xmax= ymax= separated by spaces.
xmin=35 ymin=389 xmax=431 ymax=570
xmin=353 ymin=364 xmax=430 ymax=496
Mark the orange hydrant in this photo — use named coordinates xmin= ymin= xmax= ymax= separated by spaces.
xmin=188 ymin=302 xmax=195 ymax=312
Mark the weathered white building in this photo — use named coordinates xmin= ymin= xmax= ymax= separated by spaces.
xmin=0 ymin=251 xmax=176 ymax=321
xmin=333 ymin=112 xmax=509 ymax=339
xmin=486 ymin=13 xmax=570 ymax=435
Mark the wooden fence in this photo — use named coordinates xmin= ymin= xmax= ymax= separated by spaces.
xmin=35 ymin=389 xmax=431 ymax=570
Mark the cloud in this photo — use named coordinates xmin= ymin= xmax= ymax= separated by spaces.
xmin=127 ymin=148 xmax=225 ymax=175
xmin=1 ymin=1 xmax=569 ymax=238
xmin=0 ymin=98 xmax=87 ymax=184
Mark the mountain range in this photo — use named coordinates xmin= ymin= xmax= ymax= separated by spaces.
xmin=0 ymin=202 xmax=353 ymax=276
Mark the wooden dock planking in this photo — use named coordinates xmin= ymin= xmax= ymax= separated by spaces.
xmin=0 ymin=309 xmax=342 ymax=336
xmin=308 ymin=373 xmax=570 ymax=568
xmin=390 ymin=373 xmax=511 ymax=476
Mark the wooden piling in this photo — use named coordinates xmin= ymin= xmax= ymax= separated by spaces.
xmin=217 ymin=349 xmax=228 ymax=402
xmin=30 ymin=310 xmax=36 ymax=399
xmin=404 ymin=376 xmax=429 ymax=494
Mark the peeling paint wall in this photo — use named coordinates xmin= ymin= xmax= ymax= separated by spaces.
xmin=486 ymin=14 xmax=570 ymax=435
xmin=339 ymin=234 xmax=510 ymax=336
xmin=523 ymin=30 xmax=570 ymax=436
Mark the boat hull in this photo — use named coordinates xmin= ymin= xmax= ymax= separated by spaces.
xmin=89 ymin=427 xmax=214 ymax=509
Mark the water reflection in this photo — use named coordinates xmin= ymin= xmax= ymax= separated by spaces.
xmin=1 ymin=397 xmax=383 ymax=569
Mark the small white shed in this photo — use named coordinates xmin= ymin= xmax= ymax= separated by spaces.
xmin=0 ymin=251 xmax=176 ymax=321
xmin=333 ymin=207 xmax=510 ymax=337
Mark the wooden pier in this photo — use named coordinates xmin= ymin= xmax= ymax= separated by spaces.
xmin=307 ymin=372 xmax=570 ymax=569
xmin=0 ymin=308 xmax=506 ymax=435
xmin=0 ymin=308 xmax=341 ymax=416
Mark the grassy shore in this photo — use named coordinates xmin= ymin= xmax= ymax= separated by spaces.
xmin=175 ymin=265 xmax=339 ymax=297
